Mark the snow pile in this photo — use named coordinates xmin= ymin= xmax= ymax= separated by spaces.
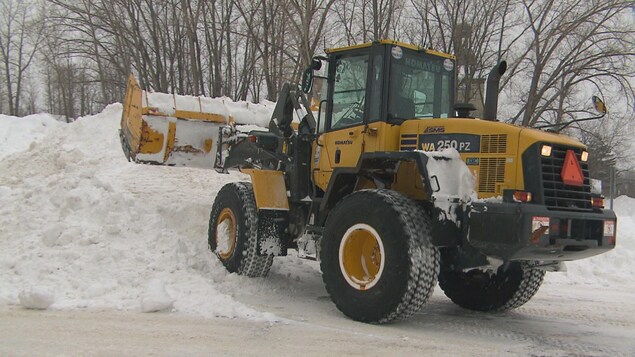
xmin=143 ymin=92 xmax=231 ymax=120
xmin=0 ymin=113 xmax=63 ymax=160
xmin=225 ymin=99 xmax=276 ymax=127
xmin=423 ymin=148 xmax=477 ymax=223
xmin=0 ymin=104 xmax=279 ymax=321
xmin=143 ymin=91 xmax=274 ymax=127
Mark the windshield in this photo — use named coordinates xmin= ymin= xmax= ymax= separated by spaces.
xmin=388 ymin=47 xmax=454 ymax=121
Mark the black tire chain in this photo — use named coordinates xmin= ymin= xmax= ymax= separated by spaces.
xmin=496 ymin=267 xmax=546 ymax=311
xmin=211 ymin=182 xmax=273 ymax=277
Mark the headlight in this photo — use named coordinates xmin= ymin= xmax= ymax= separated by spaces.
xmin=541 ymin=145 xmax=552 ymax=157
xmin=581 ymin=151 xmax=589 ymax=162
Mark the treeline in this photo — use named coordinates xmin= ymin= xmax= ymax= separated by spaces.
xmin=0 ymin=0 xmax=635 ymax=184
xmin=1 ymin=0 xmax=632 ymax=120
xmin=0 ymin=0 xmax=634 ymax=192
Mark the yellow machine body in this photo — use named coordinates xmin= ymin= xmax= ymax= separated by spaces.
xmin=313 ymin=118 xmax=585 ymax=200
xmin=308 ymin=40 xmax=586 ymax=202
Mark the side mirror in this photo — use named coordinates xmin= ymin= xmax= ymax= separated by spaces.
xmin=311 ymin=57 xmax=322 ymax=71
xmin=592 ymin=96 xmax=607 ymax=114
xmin=301 ymin=68 xmax=313 ymax=93
xmin=301 ymin=56 xmax=327 ymax=93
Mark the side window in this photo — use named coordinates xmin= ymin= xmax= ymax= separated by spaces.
xmin=311 ymin=76 xmax=328 ymax=133
xmin=330 ymin=54 xmax=368 ymax=130
xmin=310 ymin=61 xmax=329 ymax=133
xmin=368 ymin=53 xmax=384 ymax=122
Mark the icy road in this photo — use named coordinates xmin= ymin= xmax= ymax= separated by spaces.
xmin=0 ymin=105 xmax=634 ymax=356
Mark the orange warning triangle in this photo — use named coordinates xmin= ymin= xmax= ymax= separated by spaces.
xmin=561 ymin=150 xmax=584 ymax=186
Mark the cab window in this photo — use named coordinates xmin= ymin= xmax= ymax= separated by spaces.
xmin=329 ymin=54 xmax=368 ymax=130
xmin=388 ymin=49 xmax=454 ymax=121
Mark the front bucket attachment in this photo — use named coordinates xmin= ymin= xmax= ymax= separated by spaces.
xmin=120 ymin=74 xmax=233 ymax=169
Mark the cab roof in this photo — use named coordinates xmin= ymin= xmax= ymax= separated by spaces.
xmin=325 ymin=40 xmax=455 ymax=60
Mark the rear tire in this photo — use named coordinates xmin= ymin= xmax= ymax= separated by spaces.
xmin=438 ymin=263 xmax=545 ymax=312
xmin=208 ymin=182 xmax=273 ymax=277
xmin=320 ymin=189 xmax=439 ymax=323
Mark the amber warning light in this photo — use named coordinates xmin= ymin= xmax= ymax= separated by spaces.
xmin=561 ymin=150 xmax=584 ymax=186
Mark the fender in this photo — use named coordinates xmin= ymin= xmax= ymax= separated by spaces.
xmin=242 ymin=169 xmax=290 ymax=210
xmin=318 ymin=151 xmax=463 ymax=247
xmin=241 ymin=169 xmax=290 ymax=256
xmin=319 ymin=151 xmax=435 ymax=217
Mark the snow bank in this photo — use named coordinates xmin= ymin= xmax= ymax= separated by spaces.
xmin=0 ymin=113 xmax=63 ymax=160
xmin=0 ymin=104 xmax=278 ymax=321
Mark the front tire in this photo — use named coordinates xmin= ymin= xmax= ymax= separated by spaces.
xmin=208 ymin=182 xmax=273 ymax=277
xmin=320 ymin=189 xmax=439 ymax=323
xmin=438 ymin=263 xmax=545 ymax=312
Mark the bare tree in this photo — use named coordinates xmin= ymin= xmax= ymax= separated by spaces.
xmin=577 ymin=111 xmax=635 ymax=195
xmin=0 ymin=0 xmax=45 ymax=115
xmin=234 ymin=0 xmax=294 ymax=101
xmin=285 ymin=0 xmax=336 ymax=78
xmin=408 ymin=0 xmax=515 ymax=114
xmin=332 ymin=0 xmax=405 ymax=44
xmin=506 ymin=0 xmax=635 ymax=127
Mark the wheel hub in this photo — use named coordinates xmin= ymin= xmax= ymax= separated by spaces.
xmin=339 ymin=223 xmax=385 ymax=291
xmin=216 ymin=208 xmax=237 ymax=260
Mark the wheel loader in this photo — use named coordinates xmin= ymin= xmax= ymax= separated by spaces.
xmin=121 ymin=40 xmax=617 ymax=324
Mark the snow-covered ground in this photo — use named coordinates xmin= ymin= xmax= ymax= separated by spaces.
xmin=0 ymin=106 xmax=634 ymax=356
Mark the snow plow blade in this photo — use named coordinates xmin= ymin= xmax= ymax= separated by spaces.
xmin=119 ymin=74 xmax=233 ymax=169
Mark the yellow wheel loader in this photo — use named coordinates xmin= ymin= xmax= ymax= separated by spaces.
xmin=122 ymin=40 xmax=617 ymax=324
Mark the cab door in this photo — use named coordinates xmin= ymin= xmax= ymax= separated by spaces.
xmin=319 ymin=50 xmax=370 ymax=171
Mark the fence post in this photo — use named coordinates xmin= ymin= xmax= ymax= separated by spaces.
xmin=609 ymin=166 xmax=616 ymax=210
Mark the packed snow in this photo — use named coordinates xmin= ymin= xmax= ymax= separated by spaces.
xmin=423 ymin=148 xmax=477 ymax=223
xmin=1 ymin=105 xmax=635 ymax=355
xmin=0 ymin=104 xmax=281 ymax=322
xmin=143 ymin=91 xmax=275 ymax=128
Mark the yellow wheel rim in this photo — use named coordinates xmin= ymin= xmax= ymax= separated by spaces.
xmin=339 ymin=223 xmax=385 ymax=291
xmin=216 ymin=208 xmax=237 ymax=260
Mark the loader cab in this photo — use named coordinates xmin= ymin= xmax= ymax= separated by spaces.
xmin=308 ymin=41 xmax=456 ymax=134
xmin=306 ymin=41 xmax=457 ymax=190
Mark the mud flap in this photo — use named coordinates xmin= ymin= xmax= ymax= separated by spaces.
xmin=257 ymin=209 xmax=289 ymax=256
xmin=429 ymin=205 xmax=463 ymax=247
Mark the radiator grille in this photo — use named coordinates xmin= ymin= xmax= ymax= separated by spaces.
xmin=479 ymin=157 xmax=506 ymax=193
xmin=481 ymin=134 xmax=508 ymax=154
xmin=541 ymin=145 xmax=592 ymax=210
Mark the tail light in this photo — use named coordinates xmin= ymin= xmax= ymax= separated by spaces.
xmin=591 ymin=197 xmax=604 ymax=208
xmin=513 ymin=191 xmax=532 ymax=203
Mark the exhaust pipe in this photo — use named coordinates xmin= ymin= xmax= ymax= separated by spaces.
xmin=483 ymin=61 xmax=507 ymax=121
